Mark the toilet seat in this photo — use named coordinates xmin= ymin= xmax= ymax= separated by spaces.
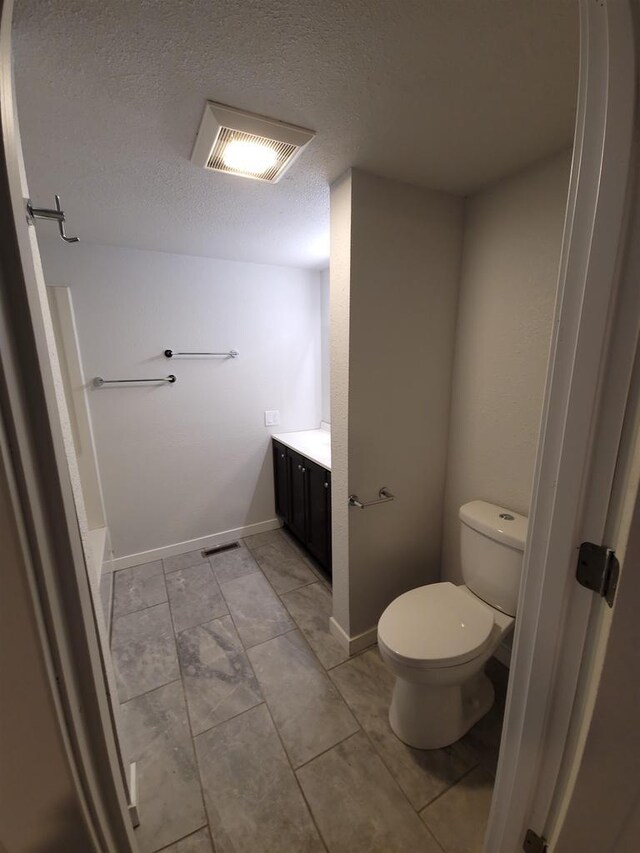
xmin=378 ymin=582 xmax=495 ymax=670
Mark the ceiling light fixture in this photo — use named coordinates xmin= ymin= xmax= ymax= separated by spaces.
xmin=191 ymin=101 xmax=315 ymax=183
xmin=221 ymin=139 xmax=278 ymax=175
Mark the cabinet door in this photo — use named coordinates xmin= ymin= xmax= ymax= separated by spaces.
xmin=272 ymin=440 xmax=290 ymax=523
xmin=325 ymin=470 xmax=332 ymax=574
xmin=305 ymin=459 xmax=330 ymax=569
xmin=288 ymin=449 xmax=307 ymax=541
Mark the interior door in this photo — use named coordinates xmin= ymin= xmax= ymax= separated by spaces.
xmin=484 ymin=1 xmax=637 ymax=849
xmin=0 ymin=0 xmax=135 ymax=848
xmin=552 ymin=441 xmax=640 ymax=852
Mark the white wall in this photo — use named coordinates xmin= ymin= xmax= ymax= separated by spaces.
xmin=320 ymin=267 xmax=330 ymax=424
xmin=47 ymin=286 xmax=107 ymax=534
xmin=331 ymin=169 xmax=463 ymax=640
xmin=329 ymin=172 xmax=352 ymax=634
xmin=40 ymin=239 xmax=322 ymax=562
xmin=442 ymin=151 xmax=571 ymax=582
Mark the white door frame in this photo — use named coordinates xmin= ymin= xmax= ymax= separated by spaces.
xmin=0 ymin=0 xmax=136 ymax=849
xmin=0 ymin=0 xmax=636 ymax=850
xmin=486 ymin=0 xmax=637 ymax=849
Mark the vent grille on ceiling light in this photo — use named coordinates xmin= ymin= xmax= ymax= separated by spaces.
xmin=191 ymin=101 xmax=315 ymax=183
xmin=207 ymin=128 xmax=299 ymax=182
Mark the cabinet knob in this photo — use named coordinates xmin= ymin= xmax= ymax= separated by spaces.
xmin=281 ymin=453 xmax=285 ymax=459
xmin=302 ymin=467 xmax=306 ymax=473
xmin=324 ymin=482 xmax=329 ymax=489
xmin=297 ymin=464 xmax=302 ymax=470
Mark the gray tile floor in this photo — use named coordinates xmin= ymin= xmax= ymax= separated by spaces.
xmin=106 ymin=528 xmax=508 ymax=853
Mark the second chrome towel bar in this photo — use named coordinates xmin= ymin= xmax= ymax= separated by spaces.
xmin=164 ymin=349 xmax=239 ymax=359
xmin=349 ymin=488 xmax=395 ymax=509
xmin=94 ymin=375 xmax=176 ymax=387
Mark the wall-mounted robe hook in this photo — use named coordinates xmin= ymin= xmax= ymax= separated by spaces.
xmin=26 ymin=194 xmax=79 ymax=243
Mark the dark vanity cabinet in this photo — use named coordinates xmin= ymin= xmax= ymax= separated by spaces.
xmin=272 ymin=439 xmax=332 ymax=574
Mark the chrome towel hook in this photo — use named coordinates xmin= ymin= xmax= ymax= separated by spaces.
xmin=26 ymin=194 xmax=79 ymax=243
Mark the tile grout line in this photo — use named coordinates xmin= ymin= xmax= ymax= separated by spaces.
xmin=191 ymin=700 xmax=269 ymax=747
xmin=215 ymin=559 xmax=295 ymax=651
xmin=129 ymin=535 xmax=467 ymax=847
xmin=275 ymin=527 xmax=333 ymax=588
xmin=147 ymin=568 xmax=210 ymax=850
xmin=190 ymin=732 xmax=222 ymax=853
xmin=185 ymin=551 xmax=332 ymax=740
xmin=111 ymin=599 xmax=180 ymax=704
xmin=112 ymin=538 xmax=327 ymax=851
xmin=246 ymin=526 xmax=330 ymax=590
xmin=419 ymin=761 xmax=482 ymax=816
xmin=233 ymin=539 xmax=366 ymax=851
xmin=185 ymin=587 xmax=269 ymax=743
xmin=165 ymin=561 xmax=230 ymax=632
xmin=163 ymin=553 xmax=214 ymax=577
xmin=292 ymin=726 xmax=363 ymax=773
xmin=250 ymin=545 xmax=319 ymax=599
xmin=253 ymin=537 xmax=373 ymax=674
xmin=119 ymin=676 xmax=184 ymax=710
xmin=277 ymin=586 xmax=353 ymax=672
xmin=190 ymin=556 xmax=286 ymax=851
xmin=251 ymin=531 xmax=360 ymax=671
xmin=150 ymin=823 xmax=213 ymax=853
xmin=244 ymin=626 xmax=362 ymax=764
xmin=116 ymin=533 xmax=498 ymax=853
xmin=249 ymin=535 xmax=347 ymax=669
xmin=324 ymin=642 xmax=373 ymax=671
xmin=254 ymin=678 xmax=331 ymax=853
xmin=106 ymin=570 xmax=114 ymax=646
xmin=111 ymin=564 xmax=168 ymax=622
xmin=166 ymin=573 xmax=219 ymax=853
xmin=327 ymin=651 xmax=477 ymax=819
xmin=220 ymin=553 xmax=333 ymax=852
xmin=238 ymin=543 xmax=354 ymax=682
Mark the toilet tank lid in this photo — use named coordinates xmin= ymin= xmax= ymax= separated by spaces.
xmin=459 ymin=501 xmax=528 ymax=551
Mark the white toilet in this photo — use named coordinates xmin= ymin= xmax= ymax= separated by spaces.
xmin=377 ymin=500 xmax=527 ymax=750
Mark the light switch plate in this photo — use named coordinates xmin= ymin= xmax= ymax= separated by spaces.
xmin=264 ymin=410 xmax=280 ymax=426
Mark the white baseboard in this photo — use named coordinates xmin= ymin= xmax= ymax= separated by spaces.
xmin=107 ymin=518 xmax=282 ymax=572
xmin=329 ymin=617 xmax=378 ymax=655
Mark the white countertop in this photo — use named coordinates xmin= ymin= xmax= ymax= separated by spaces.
xmin=272 ymin=427 xmax=331 ymax=471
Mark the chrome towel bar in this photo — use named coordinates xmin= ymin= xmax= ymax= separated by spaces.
xmin=349 ymin=488 xmax=395 ymax=509
xmin=164 ymin=349 xmax=239 ymax=359
xmin=93 ymin=375 xmax=176 ymax=387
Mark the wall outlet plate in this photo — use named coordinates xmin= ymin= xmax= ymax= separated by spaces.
xmin=264 ymin=410 xmax=280 ymax=426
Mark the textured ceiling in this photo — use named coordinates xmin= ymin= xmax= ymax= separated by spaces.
xmin=13 ymin=0 xmax=578 ymax=269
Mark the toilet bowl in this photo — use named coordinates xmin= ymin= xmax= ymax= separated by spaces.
xmin=378 ymin=582 xmax=513 ymax=748
xmin=377 ymin=500 xmax=527 ymax=750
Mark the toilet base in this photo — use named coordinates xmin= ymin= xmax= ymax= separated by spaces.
xmin=388 ymin=669 xmax=495 ymax=750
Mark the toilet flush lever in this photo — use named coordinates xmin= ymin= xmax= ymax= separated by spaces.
xmin=349 ymin=488 xmax=395 ymax=509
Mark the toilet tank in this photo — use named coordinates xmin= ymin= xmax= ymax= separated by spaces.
xmin=459 ymin=500 xmax=528 ymax=617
